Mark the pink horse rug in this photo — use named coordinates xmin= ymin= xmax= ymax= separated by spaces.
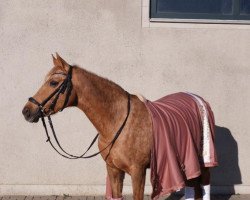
xmin=145 ymin=92 xmax=218 ymax=199
xmin=106 ymin=92 xmax=218 ymax=200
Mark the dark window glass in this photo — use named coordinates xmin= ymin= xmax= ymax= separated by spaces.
xmin=157 ymin=0 xmax=232 ymax=14
xmin=151 ymin=0 xmax=250 ymax=21
xmin=240 ymin=0 xmax=250 ymax=15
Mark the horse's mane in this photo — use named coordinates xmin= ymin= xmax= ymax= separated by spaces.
xmin=75 ymin=65 xmax=125 ymax=94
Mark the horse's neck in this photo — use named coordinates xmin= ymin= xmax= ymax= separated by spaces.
xmin=73 ymin=66 xmax=128 ymax=138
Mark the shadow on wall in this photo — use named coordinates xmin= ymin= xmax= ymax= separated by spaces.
xmin=165 ymin=126 xmax=241 ymax=200
xmin=210 ymin=126 xmax=242 ymax=193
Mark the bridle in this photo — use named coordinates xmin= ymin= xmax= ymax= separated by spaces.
xmin=29 ymin=66 xmax=73 ymax=113
xmin=28 ymin=65 xmax=131 ymax=159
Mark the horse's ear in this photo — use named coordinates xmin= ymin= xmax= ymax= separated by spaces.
xmin=52 ymin=53 xmax=69 ymax=71
xmin=52 ymin=54 xmax=57 ymax=66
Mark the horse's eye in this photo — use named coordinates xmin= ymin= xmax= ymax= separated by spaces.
xmin=49 ymin=80 xmax=59 ymax=87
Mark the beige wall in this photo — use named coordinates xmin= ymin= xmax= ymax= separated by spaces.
xmin=0 ymin=0 xmax=250 ymax=196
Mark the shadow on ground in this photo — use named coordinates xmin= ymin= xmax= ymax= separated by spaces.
xmin=210 ymin=126 xmax=242 ymax=198
xmin=164 ymin=194 xmax=243 ymax=200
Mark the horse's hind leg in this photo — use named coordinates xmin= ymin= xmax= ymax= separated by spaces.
xmin=185 ymin=177 xmax=202 ymax=200
xmin=185 ymin=167 xmax=211 ymax=200
xmin=131 ymin=166 xmax=146 ymax=200
xmin=201 ymin=167 xmax=210 ymax=185
xmin=106 ymin=164 xmax=125 ymax=199
xmin=184 ymin=168 xmax=210 ymax=200
xmin=201 ymin=167 xmax=211 ymax=200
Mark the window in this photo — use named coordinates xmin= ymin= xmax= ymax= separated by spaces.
xmin=150 ymin=0 xmax=250 ymax=21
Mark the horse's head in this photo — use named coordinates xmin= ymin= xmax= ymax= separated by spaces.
xmin=22 ymin=53 xmax=77 ymax=123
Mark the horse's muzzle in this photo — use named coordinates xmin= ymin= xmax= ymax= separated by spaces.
xmin=22 ymin=106 xmax=41 ymax=123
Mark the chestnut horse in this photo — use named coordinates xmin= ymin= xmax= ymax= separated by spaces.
xmin=22 ymin=54 xmax=211 ymax=200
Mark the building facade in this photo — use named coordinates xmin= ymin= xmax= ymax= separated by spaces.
xmin=0 ymin=0 xmax=249 ymax=196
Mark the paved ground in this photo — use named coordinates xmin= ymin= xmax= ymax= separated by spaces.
xmin=1 ymin=195 xmax=250 ymax=200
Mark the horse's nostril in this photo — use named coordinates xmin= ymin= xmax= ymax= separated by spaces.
xmin=22 ymin=107 xmax=30 ymax=118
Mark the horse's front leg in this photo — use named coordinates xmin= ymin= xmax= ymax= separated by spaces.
xmin=106 ymin=164 xmax=125 ymax=199
xmin=131 ymin=166 xmax=146 ymax=200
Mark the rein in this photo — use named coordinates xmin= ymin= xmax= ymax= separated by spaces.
xmin=28 ymin=66 xmax=131 ymax=159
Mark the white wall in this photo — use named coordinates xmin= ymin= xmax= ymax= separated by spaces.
xmin=0 ymin=0 xmax=250 ymax=196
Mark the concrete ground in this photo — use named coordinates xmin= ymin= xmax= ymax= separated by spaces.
xmin=1 ymin=195 xmax=250 ymax=200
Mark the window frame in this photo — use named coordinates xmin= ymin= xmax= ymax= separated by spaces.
xmin=150 ymin=0 xmax=250 ymax=23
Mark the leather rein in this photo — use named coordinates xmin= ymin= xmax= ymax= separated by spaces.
xmin=28 ymin=65 xmax=131 ymax=159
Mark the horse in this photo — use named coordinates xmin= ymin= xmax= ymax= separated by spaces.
xmin=22 ymin=54 xmax=217 ymax=200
